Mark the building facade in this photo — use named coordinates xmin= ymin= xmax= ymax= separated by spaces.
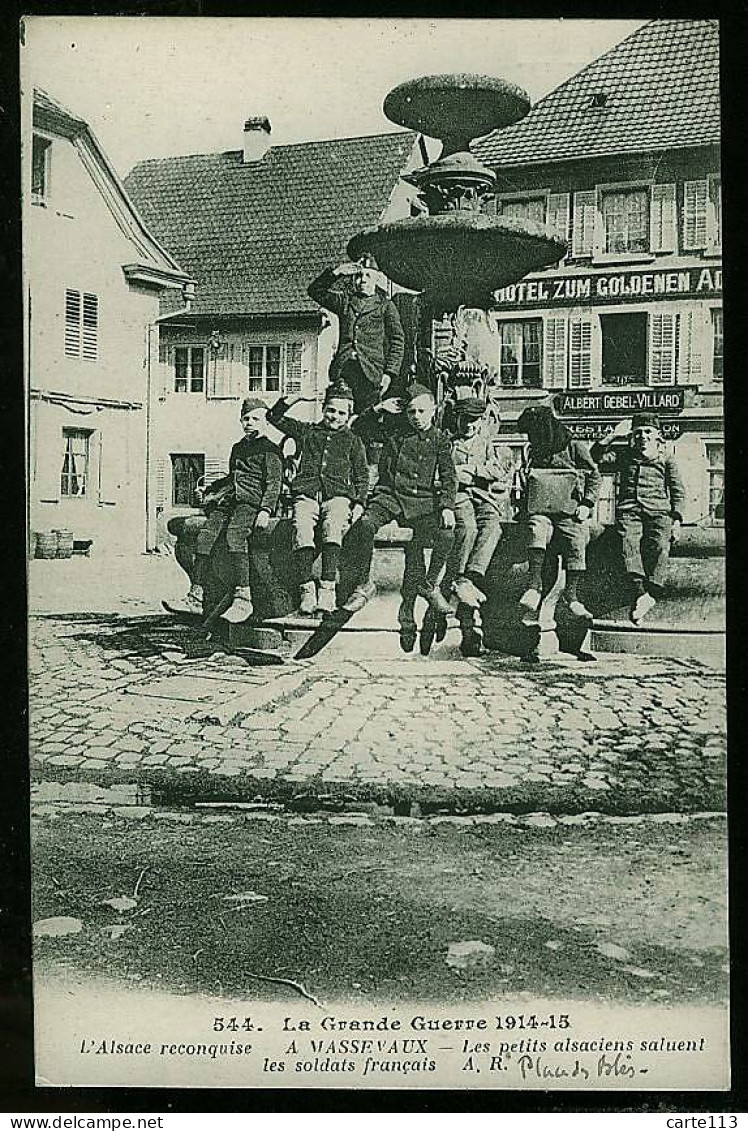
xmin=24 ymin=90 xmax=192 ymax=555
xmin=472 ymin=19 xmax=722 ymax=524
xmin=125 ymin=124 xmax=424 ymax=546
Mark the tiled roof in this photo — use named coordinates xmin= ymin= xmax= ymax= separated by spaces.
xmin=474 ymin=20 xmax=720 ymax=167
xmin=124 ymin=132 xmax=417 ymax=318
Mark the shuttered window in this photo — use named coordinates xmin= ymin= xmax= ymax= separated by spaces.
xmin=601 ymin=189 xmax=650 ymax=254
xmin=568 ymin=318 xmax=593 ymax=388
xmin=500 ymin=197 xmax=546 ymax=225
xmin=650 ymin=183 xmax=677 ymax=253
xmin=498 ymin=320 xmax=542 ymax=388
xmin=60 ymin=429 xmax=90 ymax=497
xmin=174 ymin=346 xmax=205 ymax=393
xmin=543 ymin=317 xmax=568 ymax=388
xmin=648 ymin=313 xmax=677 ymax=386
xmin=171 ymin=453 xmax=205 ymax=507
xmin=683 ymin=180 xmax=709 ymax=250
xmin=64 ymin=289 xmax=98 ymax=361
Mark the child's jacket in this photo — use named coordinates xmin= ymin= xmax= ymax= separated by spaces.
xmin=354 ymin=408 xmax=457 ymax=519
xmin=451 ymin=431 xmax=515 ymax=517
xmin=267 ymin=399 xmax=369 ymax=504
xmin=229 ymin=435 xmax=283 ymax=513
xmin=591 ymin=442 xmax=686 ymax=520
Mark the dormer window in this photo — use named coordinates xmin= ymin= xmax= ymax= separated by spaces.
xmin=32 ymin=134 xmax=52 ymax=203
xmin=589 ymin=92 xmax=608 ymax=108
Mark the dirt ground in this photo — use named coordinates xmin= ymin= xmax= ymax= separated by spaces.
xmin=32 ymin=812 xmax=728 ymax=1007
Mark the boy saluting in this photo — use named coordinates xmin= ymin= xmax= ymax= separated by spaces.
xmin=340 ymin=384 xmax=457 ymax=614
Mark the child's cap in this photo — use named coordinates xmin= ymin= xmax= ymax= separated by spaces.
xmin=631 ymin=412 xmax=661 ymax=432
xmin=454 ymin=397 xmax=486 ymax=420
xmin=240 ymin=397 xmax=266 ymax=415
xmin=324 ymin=381 xmax=354 ymax=405
xmin=403 ymin=382 xmax=434 ymax=404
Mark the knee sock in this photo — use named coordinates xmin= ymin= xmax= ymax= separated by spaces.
xmin=294 ymin=546 xmax=316 ymax=586
xmin=565 ymin=568 xmax=583 ymax=602
xmin=321 ymin=542 xmax=341 ymax=582
xmin=527 ymin=548 xmax=545 ymax=591
xmin=346 ymin=521 xmax=376 ymax=588
xmin=192 ymin=553 xmax=208 ymax=587
xmin=231 ymin=552 xmax=251 ymax=589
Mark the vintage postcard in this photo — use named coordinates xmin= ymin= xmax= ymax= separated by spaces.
xmin=23 ymin=16 xmax=728 ymax=1091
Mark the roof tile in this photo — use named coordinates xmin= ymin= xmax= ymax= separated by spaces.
xmin=473 ymin=20 xmax=720 ymax=167
xmin=125 ymin=131 xmax=416 ymax=317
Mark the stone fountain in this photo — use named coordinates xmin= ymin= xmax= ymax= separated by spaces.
xmin=347 ymin=74 xmax=565 ymax=383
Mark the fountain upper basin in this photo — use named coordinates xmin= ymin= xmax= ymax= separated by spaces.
xmin=348 ymin=212 xmax=567 ymax=311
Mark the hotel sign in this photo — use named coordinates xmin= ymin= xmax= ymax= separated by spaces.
xmin=553 ymin=387 xmax=686 ymax=417
xmin=493 ymin=265 xmax=722 ymax=308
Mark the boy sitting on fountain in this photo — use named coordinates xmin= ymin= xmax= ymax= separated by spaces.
xmin=517 ymin=404 xmax=601 ymax=623
xmin=265 ymin=381 xmax=369 ymax=615
xmin=439 ymin=396 xmax=515 ymax=654
xmin=339 ymin=384 xmax=457 ymax=614
xmin=172 ymin=398 xmax=282 ymax=623
xmin=591 ymin=413 xmax=685 ymax=624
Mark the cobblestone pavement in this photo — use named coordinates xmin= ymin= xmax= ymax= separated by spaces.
xmin=28 ymin=611 xmax=726 ymax=814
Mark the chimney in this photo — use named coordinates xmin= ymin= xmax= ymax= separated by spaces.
xmin=243 ymin=116 xmax=271 ymax=163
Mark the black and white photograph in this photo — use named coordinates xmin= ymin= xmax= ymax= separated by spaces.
xmin=22 ymin=16 xmax=728 ymax=1091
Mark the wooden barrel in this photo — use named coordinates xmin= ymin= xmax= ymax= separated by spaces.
xmin=55 ymin=529 xmax=75 ymax=559
xmin=35 ymin=532 xmax=58 ymax=559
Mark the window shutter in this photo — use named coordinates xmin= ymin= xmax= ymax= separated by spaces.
xmin=678 ymin=308 xmax=704 ymax=384
xmin=64 ymin=289 xmax=81 ymax=356
xmin=154 ymin=458 xmax=167 ymax=511
xmin=543 ymin=317 xmax=568 ymax=388
xmin=98 ymin=430 xmax=117 ymax=504
xmin=208 ymin=343 xmax=230 ymax=399
xmin=568 ymin=317 xmax=593 ymax=388
xmin=683 ymin=180 xmax=709 ymax=250
xmin=82 ymin=293 xmax=98 ymax=361
xmin=285 ymin=342 xmax=304 ymax=394
xmin=650 ymin=183 xmax=677 ymax=253
xmin=204 ymin=455 xmax=229 ymax=486
xmin=546 ymin=193 xmax=571 ymax=249
xmin=649 ymin=313 xmax=677 ymax=385
xmin=572 ymin=191 xmax=597 ymax=257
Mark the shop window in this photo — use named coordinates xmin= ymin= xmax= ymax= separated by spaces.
xmin=601 ymin=188 xmax=650 ymax=254
xmin=171 ymin=454 xmax=205 ymax=507
xmin=64 ymin=289 xmax=98 ymax=361
xmin=600 ymin=312 xmax=647 ymax=386
xmin=498 ymin=320 xmax=542 ymax=388
xmin=706 ymin=443 xmax=724 ymax=521
xmin=32 ymin=134 xmax=52 ymax=202
xmin=174 ymin=346 xmax=205 ymax=393
xmin=60 ymin=429 xmax=90 ymax=498
xmin=500 ymin=196 xmax=546 ymax=226
xmin=247 ymin=345 xmax=282 ymax=392
xmin=711 ymin=309 xmax=723 ymax=382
